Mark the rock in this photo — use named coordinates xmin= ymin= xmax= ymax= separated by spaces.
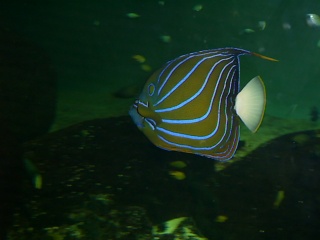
xmin=211 ymin=129 xmax=320 ymax=239
xmin=9 ymin=116 xmax=214 ymax=239
xmin=7 ymin=116 xmax=320 ymax=239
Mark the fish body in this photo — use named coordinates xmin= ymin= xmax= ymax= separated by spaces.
xmin=129 ymin=48 xmax=276 ymax=161
xmin=306 ymin=14 xmax=320 ymax=27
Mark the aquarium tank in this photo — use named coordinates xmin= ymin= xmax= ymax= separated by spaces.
xmin=0 ymin=1 xmax=320 ymax=239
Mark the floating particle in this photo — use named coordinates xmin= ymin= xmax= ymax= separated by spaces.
xmin=258 ymin=21 xmax=266 ymax=30
xmin=160 ymin=35 xmax=171 ymax=43
xmin=215 ymin=215 xmax=228 ymax=223
xmin=169 ymin=161 xmax=187 ymax=169
xmin=306 ymin=14 xmax=320 ymax=27
xmin=132 ymin=54 xmax=146 ymax=63
xmin=141 ymin=64 xmax=152 ymax=72
xmin=169 ymin=171 xmax=186 ymax=180
xmin=158 ymin=1 xmax=165 ymax=6
xmin=127 ymin=13 xmax=140 ymax=18
xmin=282 ymin=22 xmax=291 ymax=30
xmin=317 ymin=39 xmax=320 ymax=48
xmin=193 ymin=4 xmax=203 ymax=12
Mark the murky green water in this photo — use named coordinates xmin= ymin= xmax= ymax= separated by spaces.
xmin=1 ymin=1 xmax=320 ymax=239
xmin=2 ymin=0 xmax=319 ymax=120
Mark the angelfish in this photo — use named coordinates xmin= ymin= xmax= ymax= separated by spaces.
xmin=129 ymin=48 xmax=277 ymax=161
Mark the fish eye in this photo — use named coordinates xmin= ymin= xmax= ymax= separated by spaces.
xmin=148 ymin=83 xmax=155 ymax=96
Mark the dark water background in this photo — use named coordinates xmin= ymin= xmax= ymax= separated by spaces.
xmin=1 ymin=1 xmax=320 ymax=239
xmin=1 ymin=0 xmax=320 ymax=119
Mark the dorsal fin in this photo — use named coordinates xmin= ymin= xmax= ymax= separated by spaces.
xmin=251 ymin=52 xmax=279 ymax=62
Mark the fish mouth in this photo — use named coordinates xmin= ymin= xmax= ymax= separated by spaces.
xmin=129 ymin=100 xmax=144 ymax=128
xmin=131 ymin=99 xmax=139 ymax=109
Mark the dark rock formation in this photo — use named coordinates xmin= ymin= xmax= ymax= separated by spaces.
xmin=7 ymin=116 xmax=320 ymax=239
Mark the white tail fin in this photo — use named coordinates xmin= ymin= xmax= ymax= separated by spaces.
xmin=235 ymin=76 xmax=266 ymax=132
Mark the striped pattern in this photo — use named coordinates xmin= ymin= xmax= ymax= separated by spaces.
xmin=130 ymin=48 xmax=252 ymax=161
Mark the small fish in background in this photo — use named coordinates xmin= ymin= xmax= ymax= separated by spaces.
xmin=273 ymin=190 xmax=285 ymax=208
xmin=132 ymin=54 xmax=152 ymax=72
xmin=141 ymin=64 xmax=152 ymax=72
xmin=126 ymin=13 xmax=140 ymax=18
xmin=240 ymin=20 xmax=266 ymax=35
xmin=132 ymin=55 xmax=146 ymax=63
xmin=310 ymin=106 xmax=319 ymax=122
xmin=239 ymin=28 xmax=255 ymax=34
xmin=306 ymin=14 xmax=320 ymax=27
xmin=169 ymin=171 xmax=186 ymax=180
xmin=24 ymin=158 xmax=42 ymax=189
xmin=215 ymin=215 xmax=228 ymax=223
xmin=129 ymin=48 xmax=277 ymax=161
xmin=257 ymin=21 xmax=266 ymax=30
xmin=160 ymin=35 xmax=172 ymax=43
xmin=193 ymin=4 xmax=203 ymax=12
xmin=282 ymin=22 xmax=292 ymax=30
